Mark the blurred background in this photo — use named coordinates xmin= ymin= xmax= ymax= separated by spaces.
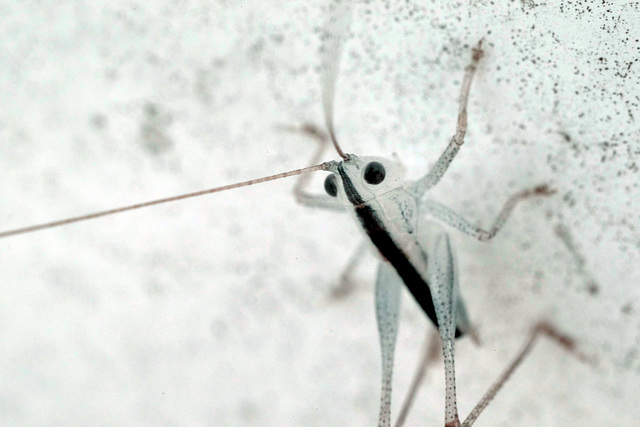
xmin=0 ymin=1 xmax=638 ymax=425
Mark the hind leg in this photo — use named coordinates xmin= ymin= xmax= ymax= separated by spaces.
xmin=461 ymin=322 xmax=591 ymax=426
xmin=374 ymin=262 xmax=402 ymax=427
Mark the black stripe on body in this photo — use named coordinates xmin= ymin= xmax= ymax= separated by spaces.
xmin=337 ymin=163 xmax=462 ymax=337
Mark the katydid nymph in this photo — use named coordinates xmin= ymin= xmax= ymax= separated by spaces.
xmin=0 ymin=1 xmax=589 ymax=426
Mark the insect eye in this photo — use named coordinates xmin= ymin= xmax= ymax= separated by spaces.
xmin=324 ymin=174 xmax=338 ymax=197
xmin=363 ymin=162 xmax=386 ymax=185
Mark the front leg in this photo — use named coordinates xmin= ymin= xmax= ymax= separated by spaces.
xmin=411 ymin=41 xmax=484 ymax=197
xmin=423 ymin=185 xmax=556 ymax=241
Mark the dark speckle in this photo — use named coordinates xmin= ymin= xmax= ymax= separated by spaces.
xmin=90 ymin=113 xmax=108 ymax=130
xmin=586 ymin=280 xmax=600 ymax=295
xmin=139 ymin=102 xmax=174 ymax=155
xmin=558 ymin=130 xmax=571 ymax=143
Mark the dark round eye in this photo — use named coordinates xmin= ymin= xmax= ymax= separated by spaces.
xmin=363 ymin=162 xmax=386 ymax=185
xmin=324 ymin=174 xmax=338 ymax=197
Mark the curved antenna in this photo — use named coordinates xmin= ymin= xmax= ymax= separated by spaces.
xmin=0 ymin=163 xmax=330 ymax=239
xmin=320 ymin=0 xmax=353 ymax=159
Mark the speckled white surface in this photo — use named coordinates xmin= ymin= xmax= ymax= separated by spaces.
xmin=1 ymin=1 xmax=639 ymax=426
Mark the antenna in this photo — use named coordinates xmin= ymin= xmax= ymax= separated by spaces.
xmin=0 ymin=163 xmax=331 ymax=239
xmin=320 ymin=0 xmax=353 ymax=159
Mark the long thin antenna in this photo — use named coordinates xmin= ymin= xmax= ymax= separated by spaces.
xmin=327 ymin=127 xmax=347 ymax=159
xmin=0 ymin=163 xmax=330 ymax=239
xmin=320 ymin=0 xmax=352 ymax=160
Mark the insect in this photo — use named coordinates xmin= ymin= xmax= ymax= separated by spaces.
xmin=0 ymin=1 xmax=589 ymax=426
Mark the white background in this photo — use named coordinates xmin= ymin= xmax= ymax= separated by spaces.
xmin=0 ymin=1 xmax=639 ymax=426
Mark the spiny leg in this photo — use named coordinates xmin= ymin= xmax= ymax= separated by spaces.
xmin=422 ymin=184 xmax=556 ymax=242
xmin=428 ymin=233 xmax=462 ymax=427
xmin=395 ymin=328 xmax=441 ymax=427
xmin=461 ymin=322 xmax=590 ymax=427
xmin=375 ymin=262 xmax=402 ymax=427
xmin=412 ymin=40 xmax=485 ymax=197
xmin=454 ymin=295 xmax=480 ymax=345
xmin=279 ymin=123 xmax=345 ymax=211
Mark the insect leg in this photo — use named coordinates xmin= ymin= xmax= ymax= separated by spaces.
xmin=461 ymin=322 xmax=590 ymax=427
xmin=394 ymin=328 xmax=441 ymax=427
xmin=332 ymin=240 xmax=368 ymax=299
xmin=422 ymin=184 xmax=556 ymax=242
xmin=375 ymin=262 xmax=402 ymax=427
xmin=428 ymin=232 xmax=462 ymax=427
xmin=280 ymin=124 xmax=346 ymax=211
xmin=411 ymin=41 xmax=484 ymax=196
